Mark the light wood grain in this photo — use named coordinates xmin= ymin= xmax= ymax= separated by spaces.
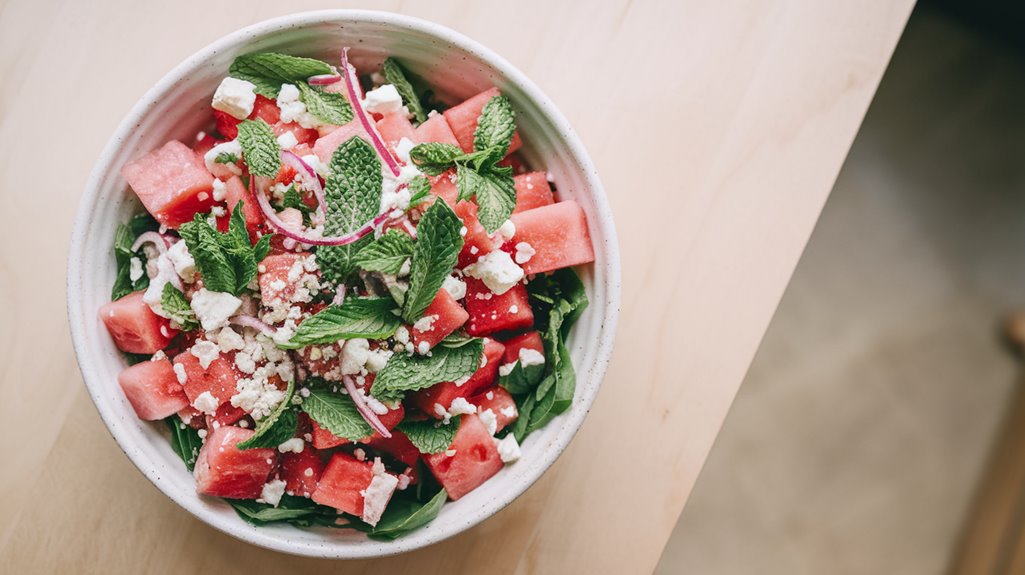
xmin=0 ymin=0 xmax=912 ymax=572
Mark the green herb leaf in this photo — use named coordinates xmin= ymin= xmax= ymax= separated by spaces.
xmin=353 ymin=229 xmax=415 ymax=275
xmin=401 ymin=200 xmax=464 ymax=322
xmin=253 ymin=233 xmax=272 ymax=263
xmin=281 ymin=297 xmax=401 ymax=349
xmin=228 ymin=495 xmax=349 ymax=528
xmin=298 ymin=82 xmax=353 ymax=125
xmin=318 ymin=136 xmax=384 ymax=284
xmin=473 ymin=95 xmax=516 ymax=158
xmin=498 ymin=360 xmax=545 ymax=395
xmin=382 ymin=57 xmax=427 ymax=124
xmin=229 ymin=53 xmax=334 ymax=99
xmin=473 ymin=164 xmax=517 ymax=234
xmin=237 ymin=378 xmax=297 ymax=450
xmin=165 ymin=415 xmax=203 ymax=471
xmin=236 ymin=119 xmax=281 ymax=178
xmin=455 ymin=163 xmax=485 ymax=203
xmin=160 ymin=284 xmax=198 ymax=330
xmin=407 ymin=175 xmax=432 ymax=207
xmin=409 ymin=142 xmax=466 ymax=176
xmin=301 ymin=387 xmax=374 ymax=441
xmin=396 ymin=419 xmax=458 ymax=454
xmin=111 ymin=215 xmax=156 ymax=300
xmin=371 ymin=338 xmax=484 ymax=403
xmin=214 ymin=152 xmax=239 ymax=165
xmin=178 ymin=202 xmax=264 ymax=296
xmin=367 ymin=488 xmax=448 ymax=540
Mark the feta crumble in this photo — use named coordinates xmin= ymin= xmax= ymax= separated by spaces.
xmin=463 ymin=250 xmax=524 ymax=295
xmin=129 ymin=257 xmax=143 ymax=282
xmin=259 ymin=479 xmax=287 ymax=507
xmin=190 ymin=339 xmax=220 ymax=370
xmin=190 ymin=289 xmax=242 ymax=332
xmin=361 ymin=458 xmax=399 ymax=526
xmin=362 ymin=84 xmax=403 ymax=115
xmin=211 ymin=77 xmax=257 ymax=120
xmin=495 ymin=434 xmax=522 ymax=463
xmin=166 ymin=240 xmax=196 ymax=283
xmin=277 ymin=438 xmax=305 ymax=453
xmin=193 ymin=391 xmax=219 ymax=414
xmin=514 ymin=242 xmax=536 ymax=265
xmin=442 ymin=275 xmax=467 ymax=300
xmin=203 ymin=139 xmax=243 ymax=175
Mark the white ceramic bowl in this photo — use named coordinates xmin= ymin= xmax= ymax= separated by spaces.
xmin=68 ymin=10 xmax=620 ymax=558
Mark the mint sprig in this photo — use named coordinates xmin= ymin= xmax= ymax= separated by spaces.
xmin=473 ymin=95 xmax=516 ymax=155
xmin=237 ymin=378 xmax=297 ymax=450
xmin=401 ymin=200 xmax=464 ymax=322
xmin=396 ymin=419 xmax=458 ymax=454
xmin=371 ymin=337 xmax=484 ymax=403
xmin=237 ymin=119 xmax=281 ymax=178
xmin=301 ymin=386 xmax=374 ymax=441
xmin=298 ymin=82 xmax=354 ymax=125
xmin=161 ymin=284 xmax=198 ymax=330
xmin=280 ymin=297 xmax=402 ymax=349
xmin=317 ymin=136 xmax=384 ymax=284
xmin=229 ymin=53 xmax=334 ymax=98
xmin=353 ymin=229 xmax=415 ymax=275
xmin=407 ymin=175 xmax=433 ymax=207
xmin=382 ymin=57 xmax=427 ymax=124
xmin=177 ymin=202 xmax=272 ymax=296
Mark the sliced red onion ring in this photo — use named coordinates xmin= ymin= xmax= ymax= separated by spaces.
xmin=252 ymin=177 xmax=392 ymax=246
xmin=230 ymin=315 xmax=276 ymax=337
xmin=280 ymin=150 xmax=326 ymax=219
xmin=342 ymin=375 xmax=391 ymax=438
xmin=308 ymin=73 xmax=342 ymax=86
xmin=131 ymin=231 xmax=170 ymax=253
xmin=340 ymin=47 xmax=400 ymax=177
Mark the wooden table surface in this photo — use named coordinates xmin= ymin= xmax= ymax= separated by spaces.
xmin=0 ymin=0 xmax=912 ymax=572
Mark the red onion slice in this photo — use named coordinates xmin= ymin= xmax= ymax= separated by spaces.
xmin=252 ymin=176 xmax=391 ymax=246
xmin=131 ymin=231 xmax=170 ymax=253
xmin=308 ymin=73 xmax=342 ymax=86
xmin=342 ymin=375 xmax=392 ymax=438
xmin=229 ymin=315 xmax=276 ymax=337
xmin=340 ymin=47 xmax=400 ymax=177
xmin=280 ymin=150 xmax=326 ymax=219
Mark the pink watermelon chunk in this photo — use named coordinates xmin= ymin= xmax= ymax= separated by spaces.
xmin=424 ymin=414 xmax=504 ymax=500
xmin=121 ymin=140 xmax=215 ymax=228
xmin=309 ymin=418 xmax=349 ymax=450
xmin=443 ymin=88 xmax=523 ymax=154
xmin=365 ymin=430 xmax=420 ymax=469
xmin=223 ymin=175 xmax=265 ymax=242
xmin=512 ymin=172 xmax=555 ymax=213
xmin=117 ymin=358 xmax=189 ymax=420
xmin=99 ymin=291 xmax=178 ymax=354
xmin=501 ymin=331 xmax=544 ymax=363
xmin=464 ymin=279 xmax=534 ymax=336
xmin=258 ymin=252 xmax=312 ymax=309
xmin=454 ymin=201 xmax=499 ymax=268
xmin=375 ymin=111 xmax=415 ymax=155
xmin=313 ymin=121 xmax=371 ymax=164
xmin=311 ymin=453 xmax=374 ymax=515
xmin=193 ymin=426 xmax=277 ymax=499
xmin=410 ymin=289 xmax=469 ymax=351
xmin=414 ymin=114 xmax=460 ymax=147
xmin=410 ymin=338 xmax=506 ymax=417
xmin=469 ymin=386 xmax=519 ymax=432
xmin=280 ymin=447 xmax=323 ymax=498
xmin=508 ymin=201 xmax=594 ymax=275
xmin=172 ymin=350 xmax=240 ymax=407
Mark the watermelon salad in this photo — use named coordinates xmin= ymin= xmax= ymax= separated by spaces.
xmin=99 ymin=49 xmax=594 ymax=538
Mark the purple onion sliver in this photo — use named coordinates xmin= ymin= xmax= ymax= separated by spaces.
xmin=342 ymin=375 xmax=392 ymax=438
xmin=308 ymin=73 xmax=342 ymax=86
xmin=340 ymin=47 xmax=401 ymax=177
xmin=131 ymin=231 xmax=170 ymax=253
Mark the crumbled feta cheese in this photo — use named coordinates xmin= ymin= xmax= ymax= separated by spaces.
xmin=204 ymin=139 xmax=243 ymax=175
xmin=277 ymin=83 xmax=323 ymax=129
xmin=340 ymin=338 xmax=370 ymax=375
xmin=190 ymin=339 xmax=220 ymax=370
xmin=216 ymin=326 xmax=245 ymax=353
xmin=463 ymin=250 xmax=524 ymax=295
xmin=129 ymin=257 xmax=143 ymax=282
xmin=303 ymin=468 xmax=314 ymax=477
xmin=301 ymin=153 xmax=330 ymax=178
xmin=519 ymin=348 xmax=545 ymax=367
xmin=500 ymin=405 xmax=517 ymax=418
xmin=212 ymin=77 xmax=257 ymax=120
xmin=231 ymin=365 xmax=287 ymax=420
xmin=212 ymin=179 xmax=227 ymax=202
xmin=479 ymin=408 xmax=498 ymax=435
xmin=361 ymin=458 xmax=399 ymax=526
xmin=193 ymin=391 xmax=219 ymax=414
xmin=365 ymin=347 xmax=393 ymax=373
xmin=276 ymin=131 xmax=298 ymax=150
xmin=259 ymin=479 xmax=287 ymax=507
xmin=442 ymin=275 xmax=466 ymax=301
xmin=362 ymin=84 xmax=403 ymax=115
xmin=173 ymin=362 xmax=188 ymax=385
xmin=435 ymin=397 xmax=476 ymax=424
xmin=141 ymin=252 xmax=180 ymax=317
xmin=190 ymin=289 xmax=242 ymax=332
xmin=412 ymin=314 xmax=438 ymax=333
xmin=509 ymin=305 xmax=519 ymax=314
xmin=394 ymin=326 xmax=410 ymax=345
xmin=498 ymin=362 xmax=516 ymax=377
xmin=495 ymin=434 xmax=521 ymax=463
xmin=277 ymin=438 xmax=305 ymax=453
xmin=445 ymin=449 xmax=457 ymax=457
xmin=166 ymin=240 xmax=197 ymax=283
xmin=417 ymin=341 xmax=430 ymax=355
xmin=493 ymin=219 xmax=516 ymax=242
xmin=354 ymin=448 xmax=367 ymax=461
xmin=514 ymin=242 xmax=536 ymax=265
xmin=394 ymin=137 xmax=416 ymax=165
xmin=196 ymin=428 xmax=207 ymax=438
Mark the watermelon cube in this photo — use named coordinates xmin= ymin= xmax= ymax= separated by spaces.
xmin=430 ymin=171 xmax=459 ymax=207
xmin=194 ymin=426 xmax=277 ymax=499
xmin=501 ymin=331 xmax=544 ymax=363
xmin=280 ymin=447 xmax=323 ymax=498
xmin=222 ymin=175 xmax=265 ymax=242
xmin=273 ymin=121 xmax=318 ymax=148
xmin=100 ymin=291 xmax=178 ymax=354
xmin=192 ymin=133 xmax=220 ymax=156
xmin=508 ymin=201 xmax=595 ymax=275
xmin=121 ymin=140 xmax=215 ymax=228
xmin=311 ymin=453 xmax=374 ymax=515
xmin=454 ymin=201 xmax=499 ymax=268
xmin=117 ymin=358 xmax=189 ymax=420
xmin=410 ymin=289 xmax=469 ymax=351
xmin=172 ymin=350 xmax=240 ymax=407
xmin=249 ymin=94 xmax=281 ymax=125
xmin=258 ymin=252 xmax=312 ymax=309
xmin=512 ymin=172 xmax=555 ymax=213
xmin=309 ymin=419 xmax=349 ymax=450
xmin=410 ymin=338 xmax=505 ymax=417
xmin=213 ymin=109 xmax=240 ymax=140
xmin=424 ymin=414 xmax=504 ymax=500
xmin=443 ymin=88 xmax=523 ymax=154
xmin=365 ymin=430 xmax=420 ymax=469
xmin=464 ymin=279 xmax=534 ymax=336
xmin=375 ymin=111 xmax=415 ymax=154
xmin=469 ymin=386 xmax=519 ymax=432
xmin=313 ymin=121 xmax=371 ymax=164
xmin=207 ymin=402 xmax=246 ymax=428
xmin=414 ymin=114 xmax=460 ymax=147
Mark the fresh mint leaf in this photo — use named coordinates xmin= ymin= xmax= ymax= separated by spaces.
xmin=237 ymin=378 xmax=297 ymax=449
xmin=301 ymin=386 xmax=374 ymax=441
xmin=407 ymin=175 xmax=432 ymax=207
xmin=455 ymin=163 xmax=485 ymax=203
xmin=382 ymin=57 xmax=427 ymax=124
xmin=229 ymin=53 xmax=334 ymax=99
xmin=318 ymin=136 xmax=384 ymax=284
xmin=473 ymin=95 xmax=516 ymax=158
xmin=473 ymin=164 xmax=516 ymax=233
xmin=165 ymin=415 xmax=203 ymax=471
xmin=178 ymin=202 xmax=264 ymax=295
xmin=161 ymin=284 xmax=198 ymax=330
xmin=401 ymin=200 xmax=464 ymax=322
xmin=409 ymin=142 xmax=465 ymax=176
xmin=396 ymin=419 xmax=458 ymax=454
xmin=236 ymin=119 xmax=281 ymax=178
xmin=367 ymin=488 xmax=448 ymax=540
xmin=253 ymin=233 xmax=272 ymax=263
xmin=214 ymin=152 xmax=239 ymax=165
xmin=371 ymin=338 xmax=484 ymax=403
xmin=111 ymin=214 xmax=157 ymax=300
xmin=353 ymin=230 xmax=415 ymax=275
xmin=281 ymin=297 xmax=401 ymax=349
xmin=298 ymin=82 xmax=353 ymax=125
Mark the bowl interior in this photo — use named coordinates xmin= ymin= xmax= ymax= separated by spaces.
xmin=68 ymin=10 xmax=619 ymax=558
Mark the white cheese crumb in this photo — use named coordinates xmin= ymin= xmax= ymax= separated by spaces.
xmin=519 ymin=348 xmax=546 ymax=367
xmin=412 ymin=314 xmax=439 ymax=333
xmin=193 ymin=391 xmax=219 ymax=414
xmin=500 ymin=405 xmax=517 ymax=418
xmin=340 ymin=338 xmax=371 ymax=375
xmin=514 ymin=242 xmax=536 ymax=265
xmin=216 ymin=326 xmax=245 ymax=353
xmin=495 ymin=434 xmax=522 ymax=463
xmin=166 ymin=240 xmax=197 ymax=283
xmin=498 ymin=362 xmax=516 ymax=377
xmin=190 ymin=289 xmax=242 ymax=332
xmin=129 ymin=257 xmax=143 ymax=282
xmin=259 ymin=479 xmax=287 ymax=507
xmin=173 ymin=362 xmax=188 ymax=385
xmin=442 ymin=275 xmax=467 ymax=300
xmin=417 ymin=341 xmax=430 ymax=355
xmin=212 ymin=77 xmax=257 ymax=120
xmin=276 ymin=131 xmax=298 ymax=150
xmin=277 ymin=438 xmax=305 ymax=453
xmin=212 ymin=179 xmax=227 ymax=202
xmin=277 ymin=83 xmax=323 ymax=129
xmin=479 ymin=408 xmax=498 ymax=435
xmin=204 ymin=139 xmax=243 ymax=175
xmin=190 ymin=339 xmax=220 ymax=370
xmin=493 ymin=219 xmax=516 ymax=242
xmin=303 ymin=468 xmax=314 ymax=477
xmin=464 ymin=250 xmax=524 ymax=295
xmin=394 ymin=326 xmax=410 ymax=344
xmin=360 ymin=459 xmax=399 ymax=526
xmin=362 ymin=84 xmax=403 ymax=115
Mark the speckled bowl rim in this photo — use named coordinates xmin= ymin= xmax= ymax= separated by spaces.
xmin=68 ymin=9 xmax=620 ymax=559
